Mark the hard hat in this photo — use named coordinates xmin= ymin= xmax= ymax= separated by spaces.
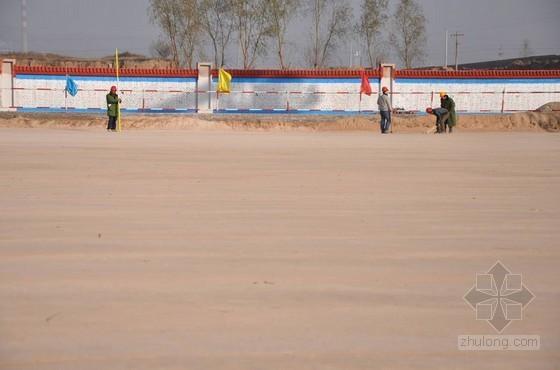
xmin=439 ymin=91 xmax=446 ymax=98
xmin=426 ymin=107 xmax=433 ymax=113
xmin=110 ymin=85 xmax=117 ymax=91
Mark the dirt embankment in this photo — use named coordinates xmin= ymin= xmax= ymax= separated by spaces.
xmin=0 ymin=52 xmax=174 ymax=69
xmin=1 ymin=111 xmax=559 ymax=132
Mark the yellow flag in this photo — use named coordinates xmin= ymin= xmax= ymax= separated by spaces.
xmin=217 ymin=68 xmax=232 ymax=94
xmin=115 ymin=48 xmax=122 ymax=132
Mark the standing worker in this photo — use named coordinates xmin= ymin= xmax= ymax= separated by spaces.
xmin=106 ymin=86 xmax=121 ymax=132
xmin=377 ymin=86 xmax=392 ymax=134
xmin=440 ymin=92 xmax=457 ymax=133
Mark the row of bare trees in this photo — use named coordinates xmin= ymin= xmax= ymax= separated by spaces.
xmin=148 ymin=0 xmax=427 ymax=69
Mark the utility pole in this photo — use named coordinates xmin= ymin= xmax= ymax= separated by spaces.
xmin=21 ymin=0 xmax=28 ymax=53
xmin=444 ymin=29 xmax=448 ymax=69
xmin=451 ymin=32 xmax=464 ymax=70
xmin=349 ymin=41 xmax=353 ymax=67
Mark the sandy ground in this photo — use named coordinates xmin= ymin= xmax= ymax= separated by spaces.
xmin=1 ymin=111 xmax=560 ymax=132
xmin=0 ymin=127 xmax=559 ymax=370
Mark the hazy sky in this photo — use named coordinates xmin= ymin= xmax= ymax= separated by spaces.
xmin=0 ymin=0 xmax=559 ymax=68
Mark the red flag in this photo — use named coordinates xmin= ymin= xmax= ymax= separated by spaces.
xmin=360 ymin=72 xmax=372 ymax=96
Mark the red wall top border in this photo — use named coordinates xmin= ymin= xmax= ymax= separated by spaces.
xmin=14 ymin=65 xmax=198 ymax=78
xmin=395 ymin=69 xmax=560 ymax=79
xmin=14 ymin=65 xmax=381 ymax=78
xmin=209 ymin=69 xmax=381 ymax=78
xmin=12 ymin=65 xmax=560 ymax=79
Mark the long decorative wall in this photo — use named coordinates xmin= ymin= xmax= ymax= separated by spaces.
xmin=212 ymin=70 xmax=380 ymax=113
xmin=9 ymin=66 xmax=198 ymax=113
xmin=393 ymin=70 xmax=560 ymax=113
xmin=1 ymin=63 xmax=559 ymax=114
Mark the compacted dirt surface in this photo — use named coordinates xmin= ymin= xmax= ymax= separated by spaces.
xmin=0 ymin=127 xmax=559 ymax=369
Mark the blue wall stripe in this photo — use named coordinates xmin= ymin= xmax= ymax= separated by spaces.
xmin=17 ymin=107 xmax=197 ymax=114
xmin=396 ymin=78 xmax=560 ymax=84
xmin=221 ymin=77 xmax=380 ymax=84
xmin=17 ymin=74 xmax=559 ymax=85
xmin=17 ymin=107 xmax=509 ymax=115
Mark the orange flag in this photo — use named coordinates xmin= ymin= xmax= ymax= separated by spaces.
xmin=360 ymin=72 xmax=372 ymax=96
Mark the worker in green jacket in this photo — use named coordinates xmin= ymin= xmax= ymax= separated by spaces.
xmin=106 ymin=85 xmax=121 ymax=131
xmin=440 ymin=92 xmax=457 ymax=133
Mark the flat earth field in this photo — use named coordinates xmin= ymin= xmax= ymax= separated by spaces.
xmin=1 ymin=127 xmax=559 ymax=369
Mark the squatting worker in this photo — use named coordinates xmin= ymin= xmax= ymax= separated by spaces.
xmin=440 ymin=91 xmax=457 ymax=133
xmin=426 ymin=107 xmax=449 ymax=134
xmin=377 ymin=86 xmax=392 ymax=134
xmin=106 ymin=86 xmax=121 ymax=131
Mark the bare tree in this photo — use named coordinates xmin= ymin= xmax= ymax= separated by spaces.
xmin=148 ymin=0 xmax=203 ymax=68
xmin=148 ymin=0 xmax=183 ymax=66
xmin=306 ymin=0 xmax=352 ymax=68
xmin=356 ymin=0 xmax=388 ymax=67
xmin=520 ymin=39 xmax=533 ymax=58
xmin=391 ymin=0 xmax=427 ymax=68
xmin=232 ymin=0 xmax=272 ymax=69
xmin=178 ymin=0 xmax=202 ymax=68
xmin=150 ymin=39 xmax=173 ymax=59
xmin=200 ymin=0 xmax=235 ymax=67
xmin=266 ymin=0 xmax=301 ymax=69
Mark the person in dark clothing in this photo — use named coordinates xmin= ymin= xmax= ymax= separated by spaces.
xmin=426 ymin=107 xmax=449 ymax=134
xmin=106 ymin=86 xmax=121 ymax=131
xmin=439 ymin=92 xmax=457 ymax=133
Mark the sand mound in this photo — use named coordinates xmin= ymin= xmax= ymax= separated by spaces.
xmin=510 ymin=111 xmax=560 ymax=131
xmin=1 ymin=111 xmax=559 ymax=132
xmin=536 ymin=102 xmax=560 ymax=113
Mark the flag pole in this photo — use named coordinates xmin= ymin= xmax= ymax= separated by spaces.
xmin=115 ymin=48 xmax=122 ymax=132
xmin=216 ymin=73 xmax=220 ymax=112
xmin=65 ymin=65 xmax=68 ymax=113
xmin=359 ymin=92 xmax=362 ymax=113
